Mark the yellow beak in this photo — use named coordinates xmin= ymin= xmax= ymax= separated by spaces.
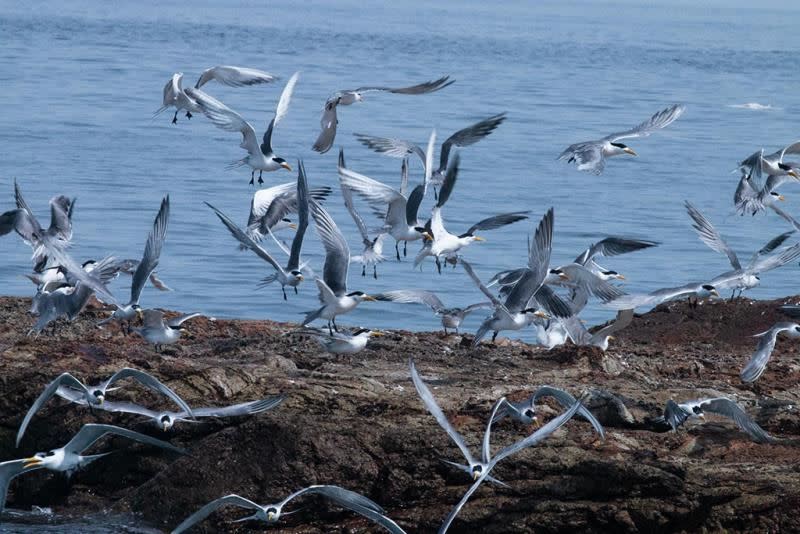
xmin=558 ymin=272 xmax=570 ymax=280
xmin=617 ymin=274 xmax=626 ymax=280
xmin=23 ymin=457 xmax=42 ymax=468
xmin=623 ymin=147 xmax=638 ymax=156
xmin=607 ymin=335 xmax=615 ymax=341
xmin=473 ymin=236 xmax=486 ymax=242
xmin=788 ymin=170 xmax=799 ymax=179
xmin=288 ymin=223 xmax=298 ymax=230
xmin=267 ymin=512 xmax=276 ymax=521
xmin=472 ymin=471 xmax=481 ymax=480
xmin=363 ymin=295 xmax=377 ymax=302
xmin=422 ymin=232 xmax=433 ymax=240
xmin=779 ymin=195 xmax=786 ymax=201
xmin=136 ymin=308 xmax=144 ymax=319
xmin=534 ymin=310 xmax=550 ymax=319
xmin=371 ymin=331 xmax=384 ymax=337
xmin=280 ymin=162 xmax=292 ymax=171
xmin=710 ymin=289 xmax=720 ymax=297
xmin=296 ymin=274 xmax=304 ymax=281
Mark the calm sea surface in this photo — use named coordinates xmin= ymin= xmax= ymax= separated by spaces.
xmin=1 ymin=0 xmax=799 ymax=528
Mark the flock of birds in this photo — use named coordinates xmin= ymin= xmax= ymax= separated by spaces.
xmin=2 ymin=64 xmax=800 ymax=532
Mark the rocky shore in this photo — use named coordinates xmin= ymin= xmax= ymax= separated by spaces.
xmin=2 ymin=295 xmax=800 ymax=533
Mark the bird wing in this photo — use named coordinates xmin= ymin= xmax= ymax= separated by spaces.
xmin=437 ymin=471 xmax=489 ymax=534
xmin=312 ymin=101 xmax=338 ymax=154
xmin=435 ymin=153 xmax=458 ymax=209
xmin=463 ymin=211 xmax=529 ymax=237
xmin=780 ymin=140 xmax=800 ymax=162
xmin=482 ymin=397 xmax=508 ymax=464
xmin=685 ymin=201 xmax=740 ymax=270
xmin=400 ymin=158 xmax=409 ymax=196
xmin=559 ymin=263 xmax=626 ymax=303
xmin=373 ymin=289 xmax=445 ymax=312
xmin=57 ymin=388 xmax=162 ymax=418
xmin=604 ymin=282 xmax=703 ymax=310
xmin=405 ymin=184 xmax=425 ymax=226
xmin=589 ymin=309 xmax=634 ymax=348
xmin=310 ymin=201 xmax=350 ymax=296
xmin=141 ymin=309 xmax=166 ymax=329
xmin=438 ymin=113 xmax=507 ymax=172
xmin=130 ymin=196 xmax=169 ymax=305
xmin=338 ymin=166 xmax=404 ymax=207
xmin=162 ymin=72 xmax=181 ymax=106
xmin=532 ymin=386 xmax=605 ymax=439
xmin=352 ymin=75 xmax=453 ymax=95
xmin=206 ymin=202 xmax=286 ymax=275
xmin=557 ymin=142 xmax=605 ymax=175
xmin=17 ymin=372 xmax=87 ymax=446
xmin=700 ymin=398 xmax=775 ymax=443
xmin=748 ymin=243 xmax=800 ymax=274
xmin=261 ymin=71 xmax=299 ymax=155
xmin=463 ymin=301 xmax=494 ymax=314
xmin=47 ymin=195 xmax=74 ymax=242
xmin=733 ymin=172 xmax=760 ymax=216
xmin=460 ymin=259 xmax=504 ymax=308
xmin=171 ymin=494 xmax=263 ymax=534
xmin=1 ymin=459 xmax=44 ymax=513
xmin=246 ymin=182 xmax=296 ymax=235
xmin=339 ymin=152 xmax=372 ymax=246
xmin=194 ymin=65 xmax=277 ymax=88
xmin=188 ymin=395 xmax=285 ymax=418
xmin=187 ymin=88 xmax=261 ymax=157
xmin=167 ymin=312 xmax=203 ymax=327
xmin=605 ymin=104 xmax=686 ymax=141
xmin=740 ymin=322 xmax=797 ymax=383
xmin=282 ymin=486 xmax=404 ymax=533
xmin=663 ymin=400 xmax=689 ymax=431
xmin=409 ymin=359 xmax=476 ymax=466
xmin=101 ymin=368 xmax=194 ymax=418
xmin=574 ymin=236 xmax=659 ymax=265
xmin=353 ymin=134 xmax=427 ymax=165
xmin=63 ymin=423 xmax=186 ymax=455
xmin=288 ymin=161 xmax=310 ymax=270
xmin=746 ymin=231 xmax=796 ymax=268
xmin=768 ymin=204 xmax=800 ymax=233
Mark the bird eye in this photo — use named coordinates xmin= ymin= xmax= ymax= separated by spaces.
xmin=46 ymin=451 xmax=55 ymax=457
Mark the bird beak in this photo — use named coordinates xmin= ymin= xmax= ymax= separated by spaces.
xmin=422 ymin=232 xmax=433 ymax=240
xmin=296 ymin=274 xmax=304 ymax=281
xmin=558 ymin=272 xmax=570 ymax=280
xmin=473 ymin=236 xmax=486 ymax=242
xmin=607 ymin=335 xmax=615 ymax=341
xmin=363 ymin=295 xmax=377 ymax=302
xmin=280 ymin=162 xmax=292 ymax=171
xmin=779 ymin=194 xmax=786 ymax=201
xmin=788 ymin=170 xmax=799 ymax=180
xmin=534 ymin=310 xmax=550 ymax=319
xmin=532 ymin=416 xmax=541 ymax=429
xmin=698 ymin=413 xmax=706 ymax=420
xmin=267 ymin=512 xmax=276 ymax=521
xmin=710 ymin=289 xmax=720 ymax=297
xmin=617 ymin=274 xmax=626 ymax=280
xmin=288 ymin=223 xmax=298 ymax=230
xmin=162 ymin=422 xmax=169 ymax=431
xmin=97 ymin=396 xmax=104 ymax=405
xmin=371 ymin=331 xmax=384 ymax=337
xmin=472 ymin=471 xmax=481 ymax=481
xmin=623 ymin=147 xmax=637 ymax=156
xmin=136 ymin=308 xmax=144 ymax=319
xmin=22 ymin=457 xmax=42 ymax=468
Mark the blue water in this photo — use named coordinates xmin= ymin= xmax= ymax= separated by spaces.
xmin=2 ymin=1 xmax=800 ymax=338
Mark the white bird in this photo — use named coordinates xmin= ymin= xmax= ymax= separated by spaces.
xmin=56 ymin=387 xmax=284 ymax=431
xmin=132 ymin=310 xmax=203 ymax=351
xmin=16 ymin=368 xmax=194 ymax=446
xmin=739 ymin=141 xmax=800 ymax=184
xmin=338 ymin=149 xmax=386 ymax=279
xmin=171 ymin=485 xmax=405 ymax=534
xmin=558 ymin=104 xmax=685 ymax=175
xmin=187 ymin=72 xmax=299 ymax=184
xmin=374 ymin=289 xmax=492 ymax=334
xmin=207 ymin=161 xmax=311 ymax=300
xmin=302 ymin=202 xmax=377 ymax=333
xmin=1 ymin=424 xmax=185 ymax=513
xmin=244 ymin=181 xmax=332 ymax=243
xmin=740 ymin=322 xmax=800 ymax=383
xmin=98 ymin=196 xmax=170 ymax=332
xmin=296 ymin=327 xmax=383 ymax=354
xmin=658 ymin=398 xmax=774 ymax=443
xmin=312 ymin=75 xmax=453 ymax=154
xmin=605 ymin=282 xmax=719 ymax=310
xmin=156 ymin=66 xmax=278 ymax=124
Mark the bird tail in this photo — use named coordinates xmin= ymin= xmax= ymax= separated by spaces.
xmin=302 ymin=307 xmax=324 ymax=326
xmin=472 ymin=322 xmax=492 ymax=347
xmin=152 ymin=105 xmax=168 ymax=118
xmin=257 ymin=274 xmax=279 ymax=288
xmin=226 ymin=158 xmax=248 ymax=170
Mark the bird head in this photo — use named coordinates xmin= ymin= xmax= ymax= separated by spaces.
xmin=282 ymin=217 xmax=297 ymax=230
xmin=91 ymin=389 xmax=105 ymax=405
xmin=549 ymin=268 xmax=570 ymax=281
xmin=23 ymin=450 xmax=57 ymax=469
xmin=471 ymin=465 xmax=483 ymax=480
xmin=611 ymin=142 xmax=637 ymax=156
xmin=347 ymin=291 xmax=376 ymax=302
xmin=272 ymin=157 xmax=292 ymax=171
xmin=266 ymin=507 xmax=279 ymax=521
xmin=701 ymin=284 xmax=719 ymax=298
xmin=160 ymin=415 xmax=173 ymax=431
xmin=133 ymin=304 xmax=144 ymax=319
xmin=602 ymin=270 xmax=625 ymax=280
xmin=770 ymin=191 xmax=786 ymax=201
xmin=290 ymin=270 xmax=304 ymax=282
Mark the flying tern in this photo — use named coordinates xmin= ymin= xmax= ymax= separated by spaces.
xmin=657 ymin=398 xmax=774 ymax=443
xmin=374 ymin=289 xmax=492 ymax=334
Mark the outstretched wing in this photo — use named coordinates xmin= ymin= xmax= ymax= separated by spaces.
xmin=261 ymin=71 xmax=300 ymax=155
xmin=685 ymin=201 xmax=740 ymax=269
xmin=605 ymin=104 xmax=686 ymax=141
xmin=312 ymin=101 xmax=338 ymax=154
xmin=187 ymin=88 xmax=260 ymax=157
xmin=194 ymin=65 xmax=278 ymax=88
xmin=189 ymin=395 xmax=285 ymax=418
xmin=63 ymin=423 xmax=186 ymax=455
xmin=438 ymin=113 xmax=506 ymax=172
xmin=353 ymin=134 xmax=427 ymax=166
xmin=310 ymin=201 xmax=350 ymax=296
xmin=740 ymin=322 xmax=797 ymax=383
xmin=700 ymin=398 xmax=775 ymax=443
xmin=373 ymin=289 xmax=445 ymax=312
xmin=130 ymin=196 xmax=169 ymax=305
xmin=462 ymin=211 xmax=529 ymax=237
xmin=353 ymin=75 xmax=453 ymax=95
xmin=102 ymin=368 xmax=194 ymax=418
xmin=17 ymin=372 xmax=86 ymax=446
xmin=171 ymin=494 xmax=263 ymax=534
xmin=574 ymin=237 xmax=659 ymax=265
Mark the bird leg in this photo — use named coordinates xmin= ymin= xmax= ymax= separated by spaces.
xmin=327 ymin=321 xmax=333 ymax=335
xmin=373 ymin=265 xmax=378 ymax=279
xmin=362 ymin=264 xmax=366 ymax=277
xmin=171 ymin=111 xmax=178 ymax=124
xmin=436 ymin=257 xmax=442 ymax=275
xmin=332 ymin=317 xmax=339 ymax=332
xmin=491 ymin=331 xmax=498 ymax=343
xmin=258 ymin=171 xmax=264 ymax=185
xmin=185 ymin=111 xmax=193 ymax=119
xmin=282 ymin=287 xmax=287 ymax=300
xmin=249 ymin=170 xmax=255 ymax=186
xmin=294 ymin=286 xmax=298 ymax=294
xmin=395 ymin=241 xmax=401 ymax=261
xmin=403 ymin=241 xmax=408 ymax=257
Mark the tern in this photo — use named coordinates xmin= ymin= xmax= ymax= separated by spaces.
xmin=187 ymin=72 xmax=299 ymax=184
xmin=207 ymin=161 xmax=311 ymax=300
xmin=312 ymin=75 xmax=453 ymax=153
xmin=740 ymin=322 xmax=800 ymax=383
xmin=558 ymin=104 xmax=685 ymax=174
xmin=1 ymin=424 xmax=185 ymax=513
xmin=157 ymin=66 xmax=277 ymax=124
xmin=657 ymin=398 xmax=774 ymax=443
xmin=245 ymin=181 xmax=331 ymax=243
xmin=354 ymin=112 xmax=507 ymax=190
xmin=132 ymin=310 xmax=202 ymax=351
xmin=302 ymin=202 xmax=376 ymax=333
xmin=339 ymin=149 xmax=386 ymax=278
xmin=560 ymin=309 xmax=635 ymax=350
xmin=605 ymin=282 xmax=719 ymax=310
xmin=16 ymin=368 xmax=194 ymax=446
xmin=739 ymin=141 xmax=800 ymax=183
xmin=491 ymin=385 xmax=605 ymax=439
xmin=295 ymin=327 xmax=383 ymax=354
xmin=98 ymin=196 xmax=169 ymax=333
xmin=734 ymin=169 xmax=792 ymax=216
xmin=414 ymin=155 xmax=529 ymax=272
xmin=56 ymin=387 xmax=284 ymax=431
xmin=171 ymin=485 xmax=405 ymax=534
xmin=338 ymin=158 xmax=426 ymax=261
xmin=571 ymin=236 xmax=659 ymax=280
xmin=374 ymin=289 xmax=492 ymax=334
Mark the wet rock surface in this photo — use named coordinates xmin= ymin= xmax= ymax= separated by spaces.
xmin=1 ymin=295 xmax=800 ymax=533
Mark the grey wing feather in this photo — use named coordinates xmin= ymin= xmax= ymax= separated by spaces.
xmin=482 ymin=397 xmax=508 ymax=464
xmin=663 ymin=400 xmax=689 ymax=431
xmin=438 ymin=113 xmax=507 ymax=172
xmin=102 ymin=368 xmax=194 ymax=418
xmin=531 ymin=283 xmax=573 ymax=318
xmin=748 ymin=243 xmax=800 ymax=273
xmin=532 ymin=386 xmax=605 ymax=439
xmin=206 ymin=202 xmax=285 ymax=274
xmin=464 ymin=211 xmax=529 ymax=236
xmin=312 ymin=103 xmax=338 ymax=154
xmin=560 ymin=264 xmax=625 ymax=303
xmin=589 ymin=309 xmax=634 ymax=344
xmin=409 ymin=359 xmax=476 ymax=466
xmin=130 ymin=196 xmax=169 ymax=305
xmin=575 ymin=237 xmax=659 ymax=264
xmin=354 ymin=75 xmax=453 ymax=95
xmin=17 ymin=372 xmax=87 ymax=446
xmin=168 ymin=312 xmax=202 ymax=327
xmin=605 ymin=104 xmax=686 ymax=141
xmin=0 ymin=460 xmax=44 ymax=513
xmin=288 ymin=161 xmax=310 ymax=270
xmin=405 ymin=184 xmax=425 ymax=226
xmin=195 ymin=65 xmax=277 ymax=89
xmin=685 ymin=201 xmax=740 ymax=269
xmin=701 ymin=398 xmax=775 ymax=443
xmin=460 ymin=260 xmax=503 ymax=308
xmin=189 ymin=396 xmax=285 ymax=418
xmin=437 ymin=472 xmax=487 ymax=534
xmin=292 ymin=486 xmax=404 ymax=533
xmin=171 ymin=494 xmax=263 ymax=534
xmin=48 ymin=195 xmax=74 ymax=241
xmin=739 ymin=323 xmax=795 ymax=383
xmin=310 ymin=201 xmax=350 ymax=296
xmin=557 ymin=142 xmax=605 ymax=175
xmin=373 ymin=290 xmax=445 ymax=312
xmin=354 ymin=133 xmax=427 ymax=166
xmin=64 ymin=423 xmax=186 ymax=455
